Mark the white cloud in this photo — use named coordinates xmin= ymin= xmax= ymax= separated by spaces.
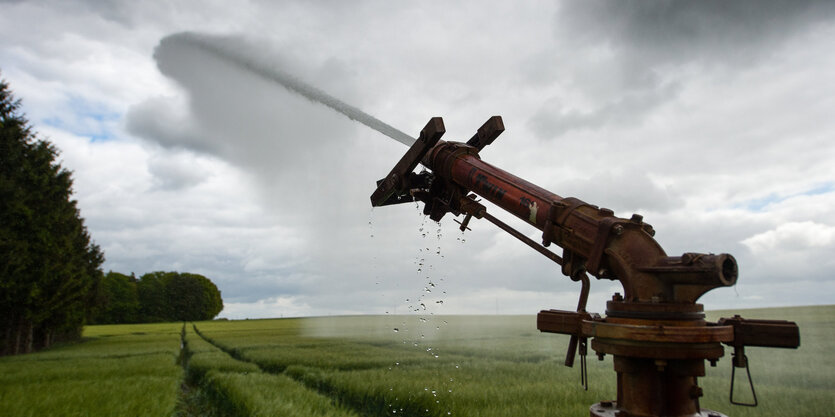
xmin=2 ymin=0 xmax=833 ymax=319
xmin=221 ymin=295 xmax=313 ymax=320
xmin=743 ymin=221 xmax=835 ymax=253
xmin=739 ymin=222 xmax=835 ymax=284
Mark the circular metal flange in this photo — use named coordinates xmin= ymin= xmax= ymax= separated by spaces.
xmin=606 ymin=301 xmax=706 ymax=321
xmin=591 ymin=338 xmax=725 ymax=360
xmin=589 ymin=402 xmax=728 ymax=417
xmin=582 ymin=321 xmax=733 ymax=344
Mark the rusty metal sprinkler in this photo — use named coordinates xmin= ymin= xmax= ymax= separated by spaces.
xmin=371 ymin=116 xmax=800 ymax=417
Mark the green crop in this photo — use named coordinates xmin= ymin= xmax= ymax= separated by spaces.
xmin=1 ymin=306 xmax=831 ymax=416
xmin=0 ymin=322 xmax=182 ymax=417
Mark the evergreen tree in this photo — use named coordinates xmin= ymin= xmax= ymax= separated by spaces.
xmin=0 ymin=73 xmax=104 ymax=355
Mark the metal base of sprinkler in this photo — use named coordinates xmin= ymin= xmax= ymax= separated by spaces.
xmin=589 ymin=401 xmax=728 ymax=417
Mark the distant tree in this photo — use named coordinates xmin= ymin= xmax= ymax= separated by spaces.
xmin=0 ymin=73 xmax=104 ymax=355
xmin=90 ymin=271 xmax=223 ymax=323
xmin=164 ymin=272 xmax=223 ymax=321
xmin=136 ymin=271 xmax=171 ymax=322
xmin=90 ymin=271 xmax=139 ymax=324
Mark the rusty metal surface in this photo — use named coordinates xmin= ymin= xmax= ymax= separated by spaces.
xmin=371 ymin=116 xmax=800 ymax=417
xmin=370 ymin=117 xmax=444 ymax=206
xmin=590 ymin=402 xmax=728 ymax=417
xmin=465 ymin=115 xmax=504 ymax=151
xmin=581 ymin=321 xmax=733 ymax=344
xmin=718 ymin=316 xmax=801 ymax=349
xmin=424 ymin=140 xmax=737 ymax=304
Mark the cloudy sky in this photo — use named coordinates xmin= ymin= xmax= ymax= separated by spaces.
xmin=2 ymin=0 xmax=833 ymax=319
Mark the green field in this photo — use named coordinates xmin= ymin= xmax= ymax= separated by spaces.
xmin=0 ymin=305 xmax=832 ymax=416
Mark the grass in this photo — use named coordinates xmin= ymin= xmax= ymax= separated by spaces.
xmin=181 ymin=323 xmax=359 ymax=417
xmin=194 ymin=306 xmax=832 ymax=417
xmin=0 ymin=305 xmax=830 ymax=416
xmin=0 ymin=322 xmax=182 ymax=417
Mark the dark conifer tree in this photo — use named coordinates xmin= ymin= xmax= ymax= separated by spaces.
xmin=0 ymin=73 xmax=104 ymax=355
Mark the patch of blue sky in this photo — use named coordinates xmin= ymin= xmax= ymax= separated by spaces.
xmin=742 ymin=193 xmax=781 ymax=212
xmin=802 ymin=183 xmax=835 ymax=196
xmin=736 ymin=182 xmax=835 ymax=212
xmin=41 ymin=94 xmax=122 ymax=142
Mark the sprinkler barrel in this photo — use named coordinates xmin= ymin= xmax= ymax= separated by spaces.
xmin=371 ymin=116 xmax=800 ymax=417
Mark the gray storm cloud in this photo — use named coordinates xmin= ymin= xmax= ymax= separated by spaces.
xmin=529 ymin=0 xmax=835 ymax=139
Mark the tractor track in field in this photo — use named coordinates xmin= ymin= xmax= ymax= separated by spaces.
xmin=175 ymin=323 xmax=224 ymax=417
xmin=190 ymin=323 xmax=386 ymax=417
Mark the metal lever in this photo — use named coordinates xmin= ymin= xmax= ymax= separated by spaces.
xmin=465 ymin=115 xmax=504 ymax=151
xmin=730 ymin=347 xmax=757 ymax=407
xmin=564 ymin=270 xmax=591 ymax=391
xmin=454 ymin=214 xmax=473 ymax=232
xmin=579 ymin=337 xmax=588 ymax=391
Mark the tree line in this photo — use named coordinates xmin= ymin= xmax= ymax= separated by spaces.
xmin=91 ymin=271 xmax=223 ymax=324
xmin=1 ymin=73 xmax=223 ymax=355
xmin=1 ymin=75 xmax=104 ymax=355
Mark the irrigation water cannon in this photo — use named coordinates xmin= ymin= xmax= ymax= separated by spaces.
xmin=371 ymin=117 xmax=800 ymax=417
